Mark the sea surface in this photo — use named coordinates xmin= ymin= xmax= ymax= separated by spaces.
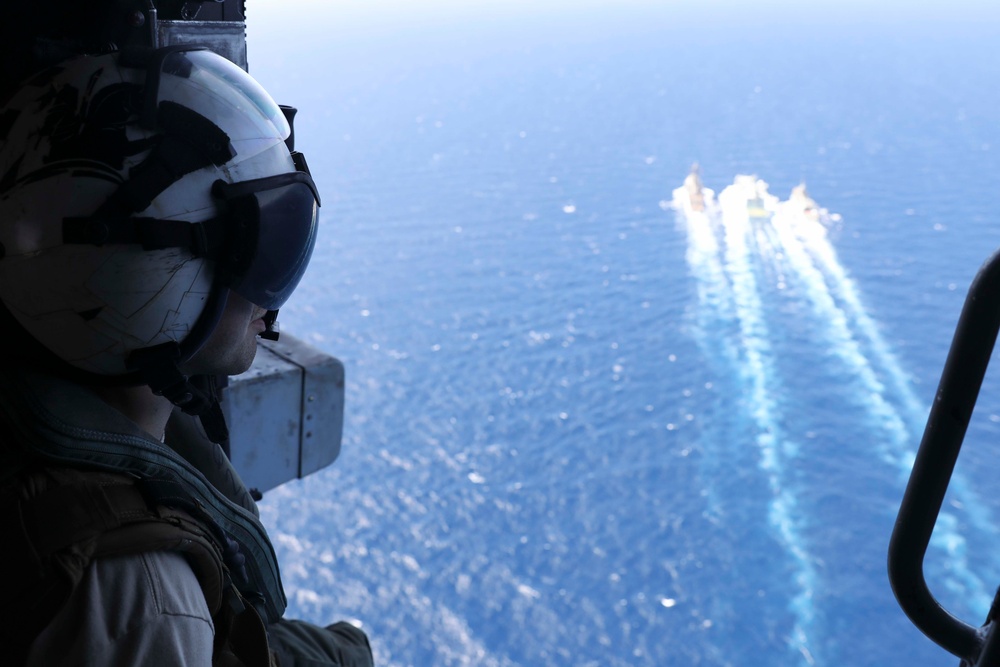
xmin=245 ymin=4 xmax=1000 ymax=665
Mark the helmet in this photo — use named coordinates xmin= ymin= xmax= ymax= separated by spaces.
xmin=0 ymin=46 xmax=319 ymax=413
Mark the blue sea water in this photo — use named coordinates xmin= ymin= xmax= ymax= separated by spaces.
xmin=246 ymin=4 xmax=1000 ymax=665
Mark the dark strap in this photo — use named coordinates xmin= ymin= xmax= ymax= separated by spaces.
xmin=62 ymin=214 xmax=227 ymax=255
xmin=127 ymin=344 xmax=232 ymax=445
xmin=93 ymin=101 xmax=234 ymax=218
xmin=214 ymin=593 xmax=277 ymax=667
xmin=60 ymin=99 xmax=236 ymax=254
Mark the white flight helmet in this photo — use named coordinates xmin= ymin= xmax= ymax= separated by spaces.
xmin=0 ymin=46 xmax=319 ymax=425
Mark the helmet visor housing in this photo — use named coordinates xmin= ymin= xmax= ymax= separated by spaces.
xmin=214 ymin=170 xmax=320 ymax=311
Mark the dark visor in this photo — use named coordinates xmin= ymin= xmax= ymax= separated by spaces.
xmin=212 ymin=171 xmax=320 ymax=310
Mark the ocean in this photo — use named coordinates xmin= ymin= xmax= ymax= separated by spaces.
xmin=244 ymin=3 xmax=1000 ymax=665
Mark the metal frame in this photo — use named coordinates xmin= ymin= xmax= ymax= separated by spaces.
xmin=889 ymin=248 xmax=1000 ymax=665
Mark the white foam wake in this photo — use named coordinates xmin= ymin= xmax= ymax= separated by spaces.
xmin=765 ymin=198 xmax=994 ymax=616
xmin=718 ymin=180 xmax=820 ymax=664
xmin=676 ymin=179 xmax=821 ymax=664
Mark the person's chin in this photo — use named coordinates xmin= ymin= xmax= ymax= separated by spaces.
xmin=196 ymin=337 xmax=259 ymax=377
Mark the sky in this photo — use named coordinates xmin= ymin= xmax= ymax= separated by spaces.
xmin=245 ymin=0 xmax=1000 ymax=114
xmin=246 ymin=0 xmax=1000 ymax=29
xmin=245 ymin=0 xmax=1000 ymax=85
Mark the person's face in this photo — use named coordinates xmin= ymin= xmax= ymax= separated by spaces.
xmin=182 ymin=291 xmax=267 ymax=377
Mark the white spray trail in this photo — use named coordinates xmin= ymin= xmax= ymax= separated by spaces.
xmin=673 ymin=193 xmax=759 ymax=522
xmin=718 ymin=182 xmax=820 ymax=665
xmin=763 ymin=201 xmax=994 ymax=616
xmin=676 ymin=181 xmax=821 ymax=665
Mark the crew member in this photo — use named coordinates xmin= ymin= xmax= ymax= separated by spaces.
xmin=0 ymin=45 xmax=373 ymax=666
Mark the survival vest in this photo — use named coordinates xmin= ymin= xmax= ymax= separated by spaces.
xmin=0 ymin=369 xmax=286 ymax=619
xmin=0 ymin=369 xmax=286 ymax=665
xmin=1 ymin=465 xmax=275 ymax=666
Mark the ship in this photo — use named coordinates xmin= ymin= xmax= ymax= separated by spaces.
xmin=672 ymin=163 xmax=716 ymax=214
xmin=718 ymin=174 xmax=777 ymax=221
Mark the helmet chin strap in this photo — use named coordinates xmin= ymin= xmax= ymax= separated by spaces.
xmin=127 ymin=343 xmax=230 ymax=445
xmin=127 ymin=296 xmax=272 ymax=446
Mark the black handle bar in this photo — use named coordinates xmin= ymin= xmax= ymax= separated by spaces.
xmin=888 ymin=248 xmax=1000 ymax=665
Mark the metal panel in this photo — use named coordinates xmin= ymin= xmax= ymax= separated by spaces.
xmin=262 ymin=337 xmax=345 ymax=478
xmin=158 ymin=20 xmax=248 ymax=70
xmin=222 ymin=333 xmax=344 ymax=493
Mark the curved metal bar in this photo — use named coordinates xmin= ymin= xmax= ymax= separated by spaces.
xmin=888 ymin=248 xmax=1000 ymax=661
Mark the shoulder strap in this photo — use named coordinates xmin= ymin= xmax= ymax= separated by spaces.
xmin=1 ymin=466 xmax=229 ymax=662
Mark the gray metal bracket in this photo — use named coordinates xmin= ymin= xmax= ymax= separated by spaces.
xmin=222 ymin=333 xmax=344 ymax=493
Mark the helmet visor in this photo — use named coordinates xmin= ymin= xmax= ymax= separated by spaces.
xmin=213 ymin=171 xmax=319 ymax=310
xmin=155 ymin=48 xmax=292 ymax=161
